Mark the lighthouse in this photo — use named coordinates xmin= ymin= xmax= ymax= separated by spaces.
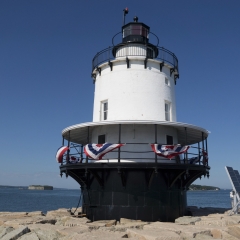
xmin=57 ymin=11 xmax=210 ymax=222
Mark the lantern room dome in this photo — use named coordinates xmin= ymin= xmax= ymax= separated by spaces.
xmin=122 ymin=18 xmax=150 ymax=44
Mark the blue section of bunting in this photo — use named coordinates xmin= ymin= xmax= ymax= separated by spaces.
xmin=87 ymin=143 xmax=113 ymax=156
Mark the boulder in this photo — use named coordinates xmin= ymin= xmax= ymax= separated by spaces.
xmin=32 ymin=228 xmax=63 ymax=240
xmin=62 ymin=230 xmax=137 ymax=240
xmin=64 ymin=217 xmax=91 ymax=227
xmin=0 ymin=226 xmax=14 ymax=238
xmin=105 ymin=220 xmax=117 ymax=227
xmin=1 ymin=226 xmax=30 ymax=240
xmin=195 ymin=218 xmax=238 ymax=227
xmin=127 ymin=228 xmax=182 ymax=240
xmin=3 ymin=216 xmax=56 ymax=228
xmin=46 ymin=208 xmax=72 ymax=218
xmin=0 ymin=212 xmax=28 ymax=226
xmin=221 ymin=230 xmax=240 ymax=240
xmin=34 ymin=217 xmax=57 ymax=225
xmin=56 ymin=225 xmax=91 ymax=236
xmin=55 ymin=216 xmax=71 ymax=226
xmin=27 ymin=211 xmax=44 ymax=217
xmin=120 ymin=218 xmax=142 ymax=224
xmin=0 ymin=212 xmax=27 ymax=218
xmin=17 ymin=231 xmax=40 ymax=240
xmin=209 ymin=228 xmax=222 ymax=239
xmin=29 ymin=222 xmax=89 ymax=237
xmin=227 ymin=225 xmax=240 ymax=239
xmin=175 ymin=216 xmax=201 ymax=225
xmin=114 ymin=221 xmax=149 ymax=231
xmin=86 ymin=219 xmax=116 ymax=228
xmin=28 ymin=223 xmax=66 ymax=232
xmin=144 ymin=222 xmax=212 ymax=239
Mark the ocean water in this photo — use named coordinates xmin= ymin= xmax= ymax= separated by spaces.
xmin=0 ymin=188 xmax=82 ymax=213
xmin=187 ymin=190 xmax=231 ymax=209
xmin=0 ymin=188 xmax=231 ymax=213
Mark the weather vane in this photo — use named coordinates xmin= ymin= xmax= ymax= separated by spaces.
xmin=123 ymin=7 xmax=128 ymax=26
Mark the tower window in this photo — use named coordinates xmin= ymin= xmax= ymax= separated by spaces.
xmin=165 ymin=102 xmax=171 ymax=121
xmin=98 ymin=134 xmax=105 ymax=144
xmin=101 ymin=100 xmax=108 ymax=120
xmin=166 ymin=135 xmax=173 ymax=145
xmin=165 ymin=77 xmax=169 ymax=86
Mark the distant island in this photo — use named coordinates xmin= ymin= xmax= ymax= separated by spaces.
xmin=28 ymin=185 xmax=53 ymax=190
xmin=189 ymin=184 xmax=220 ymax=191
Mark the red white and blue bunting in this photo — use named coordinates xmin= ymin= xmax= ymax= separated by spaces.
xmin=202 ymin=150 xmax=208 ymax=165
xmin=69 ymin=156 xmax=81 ymax=163
xmin=56 ymin=146 xmax=69 ymax=163
xmin=84 ymin=143 xmax=125 ymax=160
xmin=151 ymin=144 xmax=189 ymax=159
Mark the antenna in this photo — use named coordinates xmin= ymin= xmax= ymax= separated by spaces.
xmin=123 ymin=7 xmax=129 ymax=26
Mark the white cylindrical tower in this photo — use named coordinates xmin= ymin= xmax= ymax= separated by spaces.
xmin=90 ymin=17 xmax=181 ymax=162
xmin=92 ymin=18 xmax=177 ymax=122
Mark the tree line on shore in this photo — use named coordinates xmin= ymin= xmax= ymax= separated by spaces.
xmin=189 ymin=184 xmax=220 ymax=190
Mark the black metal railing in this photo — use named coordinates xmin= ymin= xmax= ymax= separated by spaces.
xmin=61 ymin=143 xmax=208 ymax=166
xmin=92 ymin=45 xmax=179 ymax=73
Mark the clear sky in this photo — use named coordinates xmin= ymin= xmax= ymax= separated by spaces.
xmin=1 ymin=0 xmax=240 ymax=189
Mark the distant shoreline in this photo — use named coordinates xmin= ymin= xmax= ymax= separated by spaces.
xmin=0 ymin=185 xmax=79 ymax=190
xmin=0 ymin=185 xmax=230 ymax=191
xmin=189 ymin=184 xmax=221 ymax=191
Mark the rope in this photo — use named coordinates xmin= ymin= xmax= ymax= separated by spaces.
xmin=72 ymin=188 xmax=82 ymax=215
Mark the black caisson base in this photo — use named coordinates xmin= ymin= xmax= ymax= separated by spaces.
xmin=60 ymin=163 xmax=209 ymax=222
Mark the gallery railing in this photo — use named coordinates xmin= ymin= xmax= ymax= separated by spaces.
xmin=92 ymin=45 xmax=179 ymax=73
xmin=61 ymin=143 xmax=208 ymax=166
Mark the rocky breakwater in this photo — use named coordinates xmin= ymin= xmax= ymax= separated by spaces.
xmin=1 ymin=206 xmax=240 ymax=239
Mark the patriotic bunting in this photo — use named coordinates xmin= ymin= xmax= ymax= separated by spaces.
xmin=69 ymin=156 xmax=80 ymax=163
xmin=84 ymin=143 xmax=125 ymax=160
xmin=56 ymin=146 xmax=69 ymax=163
xmin=151 ymin=144 xmax=189 ymax=159
xmin=202 ymin=150 xmax=208 ymax=165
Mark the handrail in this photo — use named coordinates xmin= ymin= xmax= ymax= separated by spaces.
xmin=112 ymin=32 xmax=122 ymax=46
xmin=62 ymin=143 xmax=208 ymax=166
xmin=149 ymin=32 xmax=159 ymax=46
xmin=92 ymin=45 xmax=178 ymax=73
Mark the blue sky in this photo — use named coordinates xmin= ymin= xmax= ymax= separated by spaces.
xmin=1 ymin=0 xmax=240 ymax=189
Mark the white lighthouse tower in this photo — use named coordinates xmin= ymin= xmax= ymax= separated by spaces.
xmin=59 ymin=12 xmax=210 ymax=222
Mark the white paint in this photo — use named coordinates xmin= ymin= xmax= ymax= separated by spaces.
xmin=90 ymin=124 xmax=178 ymax=162
xmin=62 ymin=120 xmax=210 ymax=145
xmin=115 ymin=44 xmax=156 ymax=58
xmin=93 ymin=54 xmax=176 ymax=122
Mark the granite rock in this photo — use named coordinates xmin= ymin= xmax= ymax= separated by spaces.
xmin=17 ymin=231 xmax=40 ymax=240
xmin=1 ymin=226 xmax=30 ymax=240
xmin=127 ymin=228 xmax=182 ymax=240
xmin=175 ymin=216 xmax=201 ymax=225
xmin=0 ymin=226 xmax=14 ymax=238
xmin=0 ymin=207 xmax=238 ymax=240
